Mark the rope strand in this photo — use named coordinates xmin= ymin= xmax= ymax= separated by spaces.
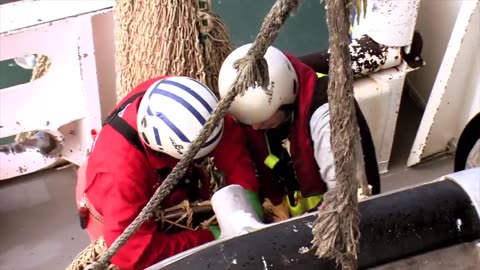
xmin=311 ymin=0 xmax=368 ymax=269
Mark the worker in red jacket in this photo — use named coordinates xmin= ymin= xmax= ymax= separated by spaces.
xmin=218 ymin=44 xmax=381 ymax=219
xmin=75 ymin=75 xmax=262 ymax=270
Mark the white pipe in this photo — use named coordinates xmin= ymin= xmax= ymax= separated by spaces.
xmin=445 ymin=167 xmax=480 ymax=218
xmin=352 ymin=0 xmax=422 ymax=47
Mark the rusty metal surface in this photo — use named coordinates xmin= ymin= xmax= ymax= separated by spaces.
xmin=0 ymin=131 xmax=60 ymax=155
xmin=371 ymin=241 xmax=480 ymax=270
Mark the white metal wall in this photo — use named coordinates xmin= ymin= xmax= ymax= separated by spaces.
xmin=0 ymin=0 xmax=115 ymax=180
xmin=408 ymin=0 xmax=480 ymax=166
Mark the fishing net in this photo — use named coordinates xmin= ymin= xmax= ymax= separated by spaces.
xmin=114 ymin=0 xmax=232 ymax=101
xmin=65 ymin=198 xmax=217 ymax=270
xmin=66 ymin=238 xmax=118 ymax=270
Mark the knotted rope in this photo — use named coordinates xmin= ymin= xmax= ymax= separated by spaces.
xmin=311 ymin=0 xmax=368 ymax=269
xmin=66 ymin=199 xmax=215 ymax=270
xmin=31 ymin=55 xmax=51 ymax=81
xmin=67 ymin=239 xmax=119 ymax=270
xmin=87 ymin=1 xmax=301 ymax=269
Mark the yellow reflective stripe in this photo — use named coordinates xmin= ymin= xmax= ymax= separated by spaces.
xmin=304 ymin=194 xmax=322 ymax=210
xmin=316 ymin=72 xmax=327 ymax=78
xmin=264 ymin=154 xmax=280 ymax=169
xmin=287 ymin=191 xmax=323 ymax=217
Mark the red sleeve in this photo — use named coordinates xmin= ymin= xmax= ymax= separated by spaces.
xmin=100 ymin=168 xmax=214 ymax=270
xmin=211 ymin=116 xmax=259 ymax=192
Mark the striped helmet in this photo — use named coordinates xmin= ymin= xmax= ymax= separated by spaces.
xmin=137 ymin=76 xmax=224 ymax=160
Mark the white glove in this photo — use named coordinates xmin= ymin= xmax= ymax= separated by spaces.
xmin=211 ymin=185 xmax=266 ymax=239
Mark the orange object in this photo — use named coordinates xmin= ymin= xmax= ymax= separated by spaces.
xmin=75 ymin=159 xmax=103 ymax=242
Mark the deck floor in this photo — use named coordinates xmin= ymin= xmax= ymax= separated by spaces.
xmin=0 ymin=93 xmax=455 ymax=270
xmin=372 ymin=241 xmax=480 ymax=270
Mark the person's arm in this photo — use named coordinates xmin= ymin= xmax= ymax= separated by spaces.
xmin=211 ymin=116 xmax=263 ymax=219
xmin=101 ymin=167 xmax=214 ymax=270
xmin=211 ymin=116 xmax=259 ymax=193
xmin=308 ymin=103 xmax=337 ymax=190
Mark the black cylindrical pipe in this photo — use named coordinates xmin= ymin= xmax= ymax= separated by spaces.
xmin=150 ymin=178 xmax=480 ymax=270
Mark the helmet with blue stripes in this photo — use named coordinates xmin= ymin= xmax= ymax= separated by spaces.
xmin=137 ymin=76 xmax=224 ymax=160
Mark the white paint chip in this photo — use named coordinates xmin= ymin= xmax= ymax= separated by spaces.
xmin=298 ymin=246 xmax=310 ymax=254
xmin=261 ymin=256 xmax=268 ymax=269
xmin=456 ymin=218 xmax=462 ymax=232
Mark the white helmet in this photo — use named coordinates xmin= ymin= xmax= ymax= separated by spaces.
xmin=218 ymin=43 xmax=298 ymax=125
xmin=137 ymin=76 xmax=224 ymax=160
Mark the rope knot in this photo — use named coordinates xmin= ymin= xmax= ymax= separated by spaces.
xmin=197 ymin=0 xmax=213 ymax=41
xmin=84 ymin=262 xmax=101 ymax=270
xmin=197 ymin=11 xmax=214 ymax=36
xmin=197 ymin=10 xmax=213 ymax=42
xmin=232 ymin=54 xmax=270 ymax=97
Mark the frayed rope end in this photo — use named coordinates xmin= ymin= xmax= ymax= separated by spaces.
xmin=311 ymin=190 xmax=361 ymax=269
xmin=232 ymin=54 xmax=270 ymax=96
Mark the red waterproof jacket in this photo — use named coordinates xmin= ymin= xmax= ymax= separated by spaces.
xmin=243 ymin=54 xmax=324 ymax=202
xmin=244 ymin=54 xmax=380 ymax=203
xmin=82 ymin=76 xmax=259 ymax=270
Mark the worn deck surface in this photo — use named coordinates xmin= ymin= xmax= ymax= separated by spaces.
xmin=0 ymin=94 xmax=458 ymax=269
xmin=372 ymin=241 xmax=480 ymax=270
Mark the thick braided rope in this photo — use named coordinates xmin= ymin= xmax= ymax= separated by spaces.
xmin=88 ymin=0 xmax=301 ymax=269
xmin=311 ymin=0 xmax=368 ymax=269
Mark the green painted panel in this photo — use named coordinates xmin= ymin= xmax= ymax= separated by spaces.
xmin=212 ymin=0 xmax=329 ymax=55
xmin=0 ymin=59 xmax=32 ymax=144
xmin=0 ymin=59 xmax=33 ymax=89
